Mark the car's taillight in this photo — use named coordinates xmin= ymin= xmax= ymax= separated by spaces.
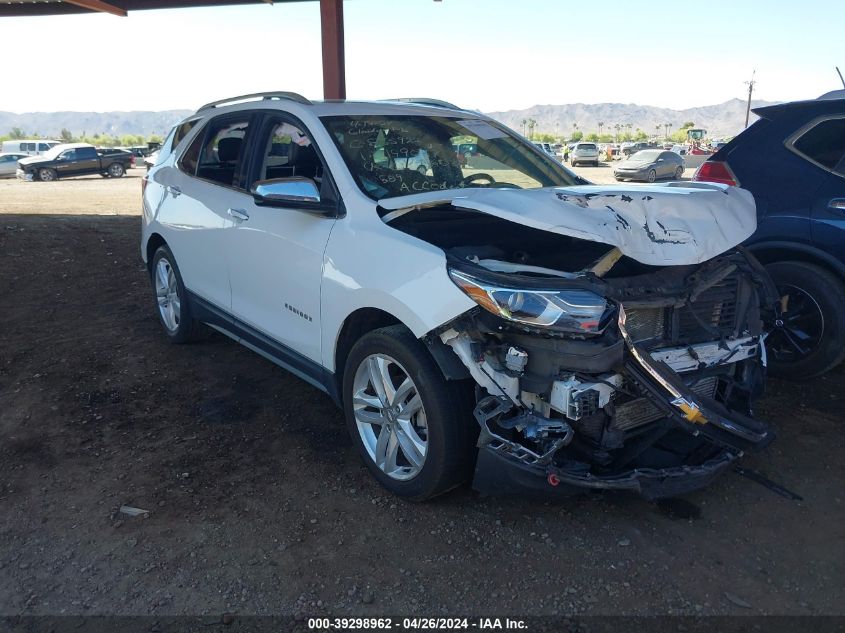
xmin=693 ymin=160 xmax=739 ymax=187
xmin=130 ymin=155 xmax=136 ymax=167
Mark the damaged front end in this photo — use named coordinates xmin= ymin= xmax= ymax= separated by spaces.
xmin=432 ymin=247 xmax=776 ymax=499
xmin=439 ymin=250 xmax=775 ymax=498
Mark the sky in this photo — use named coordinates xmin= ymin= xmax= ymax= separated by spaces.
xmin=2 ymin=0 xmax=843 ymax=113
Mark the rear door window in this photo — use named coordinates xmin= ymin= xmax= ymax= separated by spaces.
xmin=792 ymin=117 xmax=845 ymax=176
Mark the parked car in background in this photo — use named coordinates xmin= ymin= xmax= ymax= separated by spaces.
xmin=390 ymin=148 xmax=431 ymax=174
xmin=1 ymin=139 xmax=60 ymax=156
xmin=141 ymin=91 xmax=775 ymax=501
xmin=604 ymin=146 xmax=621 ymax=161
xmin=17 ymin=143 xmax=134 ymax=181
xmin=533 ymin=142 xmax=555 ymax=157
xmin=453 ymin=142 xmax=479 ymax=166
xmin=0 ymin=152 xmax=28 ymax=178
xmin=621 ymin=142 xmax=656 ymax=157
xmin=614 ymin=149 xmax=685 ymax=182
xmin=670 ymin=144 xmax=689 ymax=156
xmin=569 ymin=142 xmax=600 ymax=166
xmin=694 ymin=91 xmax=845 ymax=378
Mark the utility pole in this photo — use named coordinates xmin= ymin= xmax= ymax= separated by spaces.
xmin=744 ymin=70 xmax=757 ymax=129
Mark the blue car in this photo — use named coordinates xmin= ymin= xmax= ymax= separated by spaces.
xmin=694 ymin=90 xmax=845 ymax=379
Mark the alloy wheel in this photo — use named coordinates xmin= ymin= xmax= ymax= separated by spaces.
xmin=352 ymin=353 xmax=428 ymax=481
xmin=767 ymin=283 xmax=824 ymax=363
xmin=154 ymin=258 xmax=181 ymax=332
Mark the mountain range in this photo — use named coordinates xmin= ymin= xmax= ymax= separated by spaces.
xmin=0 ymin=110 xmax=192 ymax=138
xmin=0 ymin=98 xmax=777 ymax=139
xmin=486 ymin=98 xmax=778 ymax=138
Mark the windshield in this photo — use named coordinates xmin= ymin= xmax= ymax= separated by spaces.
xmin=576 ymin=143 xmax=597 ymax=150
xmin=630 ymin=150 xmax=661 ymax=161
xmin=42 ymin=145 xmax=71 ymax=160
xmin=321 ymin=115 xmax=578 ymax=199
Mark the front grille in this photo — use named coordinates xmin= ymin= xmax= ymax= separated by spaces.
xmin=611 ymin=375 xmax=720 ymax=432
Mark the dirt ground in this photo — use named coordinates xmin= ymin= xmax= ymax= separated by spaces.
xmin=0 ymin=170 xmax=843 ymax=618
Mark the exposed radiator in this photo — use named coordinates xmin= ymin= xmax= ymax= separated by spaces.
xmin=612 ymin=376 xmax=719 ymax=432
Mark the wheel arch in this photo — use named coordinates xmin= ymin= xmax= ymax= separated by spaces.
xmin=144 ymin=232 xmax=168 ymax=273
xmin=746 ymin=240 xmax=845 ymax=282
xmin=331 ymin=308 xmax=404 ymax=404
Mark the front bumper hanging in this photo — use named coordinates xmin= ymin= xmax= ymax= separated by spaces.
xmin=471 ymin=304 xmax=774 ymax=499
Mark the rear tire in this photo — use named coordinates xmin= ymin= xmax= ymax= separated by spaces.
xmin=766 ymin=261 xmax=845 ymax=379
xmin=108 ymin=163 xmax=125 ymax=178
xmin=647 ymin=169 xmax=657 ymax=183
xmin=150 ymin=245 xmax=208 ymax=344
xmin=342 ymin=325 xmax=474 ymax=501
xmin=674 ymin=166 xmax=684 ymax=179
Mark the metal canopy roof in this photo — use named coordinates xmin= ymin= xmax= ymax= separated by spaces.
xmin=0 ymin=0 xmax=310 ymax=17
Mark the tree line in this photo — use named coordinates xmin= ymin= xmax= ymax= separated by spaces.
xmin=1 ymin=127 xmax=163 ymax=147
xmin=523 ymin=120 xmax=704 ymax=144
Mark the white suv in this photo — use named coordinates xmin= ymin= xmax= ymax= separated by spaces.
xmin=569 ymin=142 xmax=600 ymax=167
xmin=142 ymin=92 xmax=775 ymax=501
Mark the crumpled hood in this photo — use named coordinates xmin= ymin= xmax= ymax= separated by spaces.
xmin=380 ymin=182 xmax=757 ymax=266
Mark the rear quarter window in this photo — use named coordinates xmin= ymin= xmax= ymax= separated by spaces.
xmin=791 ymin=117 xmax=845 ymax=176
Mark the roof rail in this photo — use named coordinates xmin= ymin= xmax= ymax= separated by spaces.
xmin=387 ymin=97 xmax=462 ymax=110
xmin=198 ymin=91 xmax=312 ymax=112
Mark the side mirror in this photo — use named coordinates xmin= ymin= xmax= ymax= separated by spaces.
xmin=251 ymin=177 xmax=320 ymax=205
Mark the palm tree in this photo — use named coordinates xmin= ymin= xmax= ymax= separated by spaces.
xmin=527 ymin=118 xmax=537 ymax=140
xmin=614 ymin=123 xmax=621 ymax=142
xmin=655 ymin=124 xmax=661 ymax=140
xmin=521 ymin=119 xmax=527 ymax=137
xmin=598 ymin=121 xmax=604 ymax=136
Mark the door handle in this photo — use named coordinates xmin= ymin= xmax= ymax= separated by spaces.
xmin=829 ymin=199 xmax=845 ymax=212
xmin=228 ymin=208 xmax=249 ymax=221
xmin=167 ymin=185 xmax=181 ymax=197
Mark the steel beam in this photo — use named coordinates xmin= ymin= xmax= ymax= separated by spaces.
xmin=319 ymin=0 xmax=346 ymax=100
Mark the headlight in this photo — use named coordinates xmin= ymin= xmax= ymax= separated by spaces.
xmin=449 ymin=269 xmax=609 ymax=334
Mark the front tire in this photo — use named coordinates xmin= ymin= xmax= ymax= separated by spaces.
xmin=150 ymin=245 xmax=207 ymax=344
xmin=766 ymin=261 xmax=845 ymax=379
xmin=343 ymin=325 xmax=474 ymax=500
xmin=38 ymin=168 xmax=57 ymax=182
